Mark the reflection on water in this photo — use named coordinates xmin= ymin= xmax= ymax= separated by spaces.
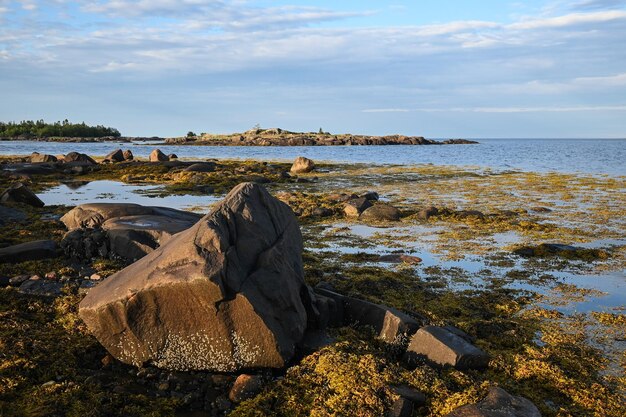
xmin=38 ymin=180 xmax=219 ymax=213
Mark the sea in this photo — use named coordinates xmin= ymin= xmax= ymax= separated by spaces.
xmin=1 ymin=138 xmax=624 ymax=176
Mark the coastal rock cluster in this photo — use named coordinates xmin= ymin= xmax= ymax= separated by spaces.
xmin=165 ymin=128 xmax=478 ymax=146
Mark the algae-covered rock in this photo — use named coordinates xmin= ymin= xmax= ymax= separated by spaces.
xmin=79 ymin=183 xmax=312 ymax=371
xmin=444 ymin=387 xmax=540 ymax=417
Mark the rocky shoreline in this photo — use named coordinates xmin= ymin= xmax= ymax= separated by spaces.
xmin=0 ymin=150 xmax=623 ymax=417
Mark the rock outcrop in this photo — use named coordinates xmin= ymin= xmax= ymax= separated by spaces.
xmin=79 ymin=183 xmax=312 ymax=371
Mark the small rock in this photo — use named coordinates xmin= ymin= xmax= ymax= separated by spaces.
xmin=312 ymin=207 xmax=333 ymax=217
xmin=361 ymin=203 xmax=401 ymax=221
xmin=102 ymin=149 xmax=125 ymax=163
xmin=18 ymin=279 xmax=63 ymax=297
xmin=157 ymin=382 xmax=170 ymax=391
xmin=44 ymin=272 xmax=57 ymax=280
xmin=361 ymin=191 xmax=379 ymax=201
xmin=41 ymin=381 xmax=56 ymax=388
xmin=123 ymin=150 xmax=134 ymax=161
xmin=9 ymin=275 xmax=30 ymax=286
xmin=90 ymin=273 xmax=102 ymax=281
xmin=378 ymin=254 xmax=422 ymax=265
xmin=184 ymin=163 xmax=216 ymax=173
xmin=444 ymin=387 xmax=540 ymax=417
xmin=404 ymin=325 xmax=489 ymax=370
xmin=149 ymin=149 xmax=169 ymax=162
xmin=388 ymin=397 xmax=414 ymax=417
xmin=290 ymin=156 xmax=315 ymax=174
xmin=344 ymin=197 xmax=372 ymax=217
xmin=391 ymin=385 xmax=427 ymax=405
xmin=530 ymin=206 xmax=552 ymax=213
xmin=167 ymin=154 xmax=178 ymax=160
xmin=418 ymin=206 xmax=439 ymax=220
xmin=228 ymin=374 xmax=264 ymax=403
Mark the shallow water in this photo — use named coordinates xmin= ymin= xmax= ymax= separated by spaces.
xmin=38 ymin=180 xmax=218 ymax=213
xmin=1 ymin=138 xmax=625 ymax=175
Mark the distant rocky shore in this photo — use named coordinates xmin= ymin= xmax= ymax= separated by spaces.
xmin=0 ymin=128 xmax=478 ymax=146
xmin=164 ymin=128 xmax=478 ymax=146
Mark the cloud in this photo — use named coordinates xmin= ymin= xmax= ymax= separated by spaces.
xmin=507 ymin=10 xmax=626 ymax=29
xmin=571 ymin=0 xmax=626 ymax=10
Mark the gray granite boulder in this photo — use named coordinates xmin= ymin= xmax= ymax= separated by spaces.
xmin=79 ymin=183 xmax=312 ymax=371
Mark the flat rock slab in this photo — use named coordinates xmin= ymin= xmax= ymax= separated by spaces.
xmin=61 ymin=203 xmax=201 ymax=230
xmin=19 ymin=279 xmax=63 ymax=297
xmin=444 ymin=387 xmax=540 ymax=417
xmin=405 ymin=325 xmax=489 ymax=370
xmin=79 ymin=183 xmax=311 ymax=372
xmin=0 ymin=240 xmax=58 ymax=263
xmin=315 ymin=288 xmax=420 ymax=344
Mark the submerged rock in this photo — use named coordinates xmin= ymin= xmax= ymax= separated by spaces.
xmin=290 ymin=156 xmax=315 ymax=174
xmin=79 ymin=183 xmax=312 ymax=371
xmin=444 ymin=387 xmax=540 ymax=417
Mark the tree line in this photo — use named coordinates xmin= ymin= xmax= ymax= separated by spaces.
xmin=0 ymin=119 xmax=121 ymax=138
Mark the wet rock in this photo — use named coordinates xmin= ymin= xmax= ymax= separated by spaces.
xmin=391 ymin=385 xmax=427 ymax=406
xmin=315 ymin=288 xmax=420 ymax=344
xmin=378 ymin=254 xmax=422 ymax=265
xmin=404 ymin=325 xmax=489 ymax=370
xmin=228 ymin=374 xmax=264 ymax=403
xmin=327 ymin=193 xmax=358 ymax=203
xmin=149 ymin=149 xmax=169 ymax=162
xmin=444 ymin=387 xmax=540 ymax=417
xmin=61 ymin=228 xmax=109 ymax=260
xmin=530 ymin=206 xmax=552 ymax=213
xmin=63 ymin=152 xmax=97 ymax=165
xmin=122 ymin=149 xmax=134 ymax=161
xmin=0 ymin=240 xmax=58 ymax=263
xmin=18 ymin=279 xmax=63 ymax=297
xmin=79 ymin=183 xmax=312 ymax=371
xmin=184 ymin=163 xmax=217 ymax=173
xmin=78 ymin=280 xmax=98 ymax=296
xmin=61 ymin=203 xmax=200 ymax=230
xmin=103 ymin=149 xmax=125 ymax=163
xmin=388 ymin=396 xmax=414 ymax=417
xmin=455 ymin=210 xmax=485 ymax=219
xmin=0 ymin=182 xmax=45 ymax=207
xmin=102 ymin=214 xmax=199 ymax=260
xmin=311 ymin=207 xmax=333 ymax=217
xmin=9 ymin=275 xmax=30 ymax=286
xmin=6 ymin=163 xmax=56 ymax=177
xmin=290 ymin=156 xmax=315 ymax=174
xmin=360 ymin=191 xmax=379 ymax=201
xmin=343 ymin=197 xmax=372 ymax=218
xmin=418 ymin=206 xmax=439 ymax=220
xmin=30 ymin=152 xmax=57 ymax=163
xmin=0 ymin=205 xmax=27 ymax=225
xmin=361 ymin=203 xmax=401 ymax=221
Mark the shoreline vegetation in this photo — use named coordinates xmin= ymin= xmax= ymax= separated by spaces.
xmin=0 ymin=150 xmax=624 ymax=417
xmin=0 ymin=122 xmax=478 ymax=146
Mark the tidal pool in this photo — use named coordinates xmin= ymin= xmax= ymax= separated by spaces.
xmin=37 ymin=180 xmax=220 ymax=213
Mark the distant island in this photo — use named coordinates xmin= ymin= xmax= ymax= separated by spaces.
xmin=165 ymin=127 xmax=478 ymax=146
xmin=0 ymin=121 xmax=478 ymax=145
xmin=0 ymin=120 xmax=121 ymax=140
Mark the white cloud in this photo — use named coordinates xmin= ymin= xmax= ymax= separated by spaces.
xmin=508 ymin=10 xmax=626 ymax=29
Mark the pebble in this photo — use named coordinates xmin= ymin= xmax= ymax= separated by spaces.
xmin=45 ymin=272 xmax=57 ymax=280
xmin=90 ymin=273 xmax=102 ymax=281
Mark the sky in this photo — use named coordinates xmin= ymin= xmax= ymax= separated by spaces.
xmin=1 ymin=1 xmax=625 ymax=138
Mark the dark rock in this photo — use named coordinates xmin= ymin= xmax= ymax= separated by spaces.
xmin=18 ymin=279 xmax=63 ymax=297
xmin=361 ymin=203 xmax=401 ymax=221
xmin=0 ymin=182 xmax=45 ymax=207
xmin=149 ymin=149 xmax=169 ymax=162
xmin=530 ymin=206 xmax=552 ymax=213
xmin=418 ymin=206 xmax=439 ymax=220
xmin=9 ymin=275 xmax=30 ymax=286
xmin=315 ymin=288 xmax=419 ymax=344
xmin=391 ymin=385 xmax=427 ymax=405
xmin=123 ymin=149 xmax=134 ymax=161
xmin=388 ymin=397 xmax=413 ymax=417
xmin=61 ymin=228 xmax=109 ymax=261
xmin=444 ymin=387 xmax=540 ymax=417
xmin=513 ymin=243 xmax=578 ymax=258
xmin=343 ymin=197 xmax=372 ymax=217
xmin=63 ymin=152 xmax=97 ymax=165
xmin=0 ymin=240 xmax=58 ymax=263
xmin=103 ymin=149 xmax=125 ymax=163
xmin=290 ymin=156 xmax=315 ymax=174
xmin=361 ymin=191 xmax=379 ymax=201
xmin=30 ymin=152 xmax=57 ymax=163
xmin=167 ymin=154 xmax=178 ymax=160
xmin=102 ymin=214 xmax=198 ymax=260
xmin=0 ymin=205 xmax=27 ymax=225
xmin=0 ymin=276 xmax=9 ymax=287
xmin=228 ymin=374 xmax=264 ymax=403
xmin=312 ymin=207 xmax=333 ymax=217
xmin=8 ymin=163 xmax=57 ymax=177
xmin=455 ymin=210 xmax=485 ymax=219
xmin=327 ymin=193 xmax=358 ymax=203
xmin=404 ymin=325 xmax=489 ymax=370
xmin=184 ymin=163 xmax=216 ymax=173
xmin=79 ymin=183 xmax=312 ymax=371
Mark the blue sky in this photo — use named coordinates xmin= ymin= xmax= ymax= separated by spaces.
xmin=1 ymin=0 xmax=625 ymax=137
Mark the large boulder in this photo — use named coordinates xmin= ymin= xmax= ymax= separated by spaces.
xmin=102 ymin=149 xmax=125 ymax=163
xmin=290 ymin=156 xmax=315 ymax=174
xmin=79 ymin=183 xmax=312 ymax=371
xmin=0 ymin=183 xmax=44 ymax=207
xmin=60 ymin=203 xmax=200 ymax=230
xmin=149 ymin=149 xmax=169 ymax=162
xmin=444 ymin=387 xmax=540 ymax=417
xmin=63 ymin=152 xmax=97 ymax=165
